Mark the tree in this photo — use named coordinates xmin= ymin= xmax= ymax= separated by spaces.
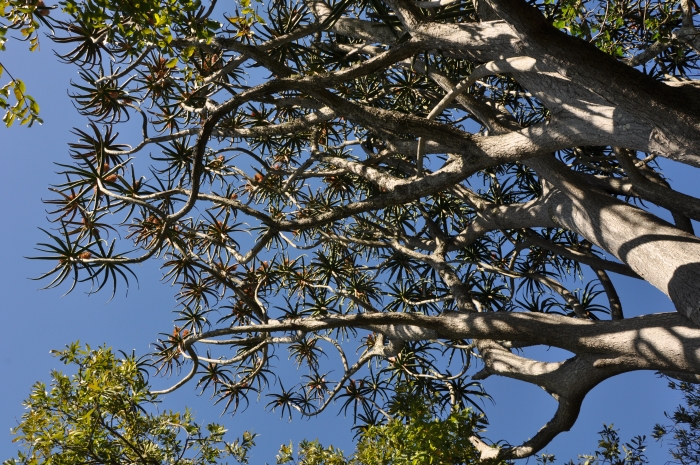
xmin=17 ymin=0 xmax=700 ymax=460
xmin=652 ymin=379 xmax=700 ymax=465
xmin=3 ymin=343 xmax=259 ymax=465
xmin=0 ymin=0 xmax=46 ymax=126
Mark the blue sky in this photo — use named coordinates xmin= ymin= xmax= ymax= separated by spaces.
xmin=0 ymin=26 xmax=693 ymax=464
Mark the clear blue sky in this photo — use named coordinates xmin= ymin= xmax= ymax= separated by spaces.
xmin=0 ymin=27 xmax=692 ymax=464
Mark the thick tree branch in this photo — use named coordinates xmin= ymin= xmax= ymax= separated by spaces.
xmin=526 ymin=156 xmax=700 ymax=324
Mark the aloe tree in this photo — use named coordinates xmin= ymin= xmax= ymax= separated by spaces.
xmin=11 ymin=0 xmax=700 ymax=460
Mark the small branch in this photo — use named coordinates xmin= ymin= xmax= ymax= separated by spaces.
xmin=499 ymin=396 xmax=584 ymax=460
xmin=309 ymin=284 xmax=380 ymax=314
xmin=95 ymin=46 xmax=155 ymax=84
xmin=625 ymin=41 xmax=668 ymax=67
xmin=303 ymin=342 xmax=387 ymax=417
xmin=151 ymin=346 xmax=200 ymax=395
xmin=476 ymin=261 xmax=587 ymax=318
xmin=197 ymin=0 xmax=218 ymax=22
xmin=215 ymin=107 xmax=336 ymax=139
xmin=318 ymin=335 xmax=350 ymax=372
xmin=612 ymin=147 xmax=700 ymax=224
xmin=189 ymin=339 xmax=267 ymax=365
xmin=593 ymin=267 xmax=624 ymax=320
xmin=527 ymin=273 xmax=586 ymax=318
xmin=522 ymin=232 xmax=640 ymax=279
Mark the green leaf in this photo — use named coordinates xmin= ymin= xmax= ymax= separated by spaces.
xmin=29 ymin=99 xmax=39 ymax=115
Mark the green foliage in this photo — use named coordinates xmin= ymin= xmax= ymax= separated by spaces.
xmin=536 ymin=425 xmax=647 ymax=465
xmin=568 ymin=425 xmax=647 ymax=465
xmin=0 ymin=0 xmax=46 ymax=127
xmin=4 ymin=342 xmax=257 ymax=465
xmin=0 ymin=64 xmax=42 ymax=127
xmin=54 ymin=0 xmax=223 ymax=65
xmin=652 ymin=380 xmax=700 ymax=465
xmin=276 ymin=386 xmax=504 ymax=465
xmin=352 ymin=395 xmax=492 ymax=465
xmin=0 ymin=0 xmax=51 ymax=51
xmin=4 ymin=348 xmax=496 ymax=465
xmin=276 ymin=441 xmax=350 ymax=465
xmin=539 ymin=0 xmax=693 ymax=77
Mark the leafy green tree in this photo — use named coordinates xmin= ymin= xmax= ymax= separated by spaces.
xmin=3 ymin=343 xmax=257 ymax=465
xmin=351 ymin=400 xmax=485 ymax=465
xmin=13 ymin=0 xmax=700 ymax=460
xmin=277 ymin=385 xmax=499 ymax=465
xmin=0 ymin=0 xmax=46 ymax=126
xmin=652 ymin=380 xmax=700 ymax=465
xmin=277 ymin=387 xmax=503 ymax=465
xmin=536 ymin=425 xmax=648 ymax=465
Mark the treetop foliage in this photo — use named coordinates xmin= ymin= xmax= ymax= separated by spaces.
xmin=652 ymin=379 xmax=700 ymax=465
xmin=276 ymin=384 xmax=494 ymax=465
xmin=4 ymin=343 xmax=259 ymax=465
xmin=0 ymin=0 xmax=47 ymax=125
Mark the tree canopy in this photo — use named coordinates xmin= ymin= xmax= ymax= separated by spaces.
xmin=3 ymin=344 xmax=259 ymax=465
xmin=3 ymin=0 xmax=700 ymax=460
